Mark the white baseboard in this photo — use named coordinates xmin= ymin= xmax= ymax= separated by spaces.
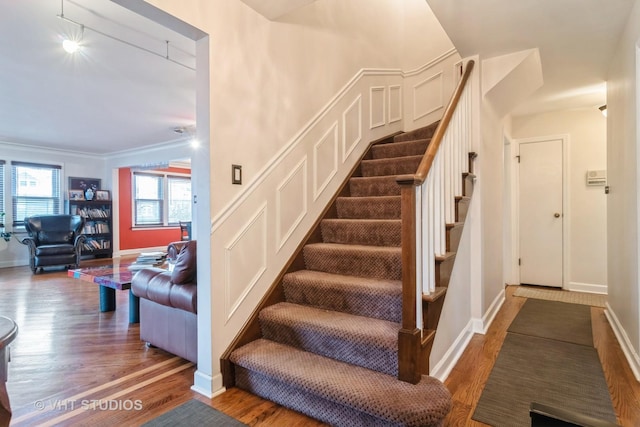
xmin=431 ymin=288 xmax=506 ymax=381
xmin=474 ymin=288 xmax=506 ymax=334
xmin=192 ymin=370 xmax=225 ymax=398
xmin=567 ymin=281 xmax=608 ymax=295
xmin=604 ymin=303 xmax=640 ymax=382
xmin=430 ymin=320 xmax=474 ymax=382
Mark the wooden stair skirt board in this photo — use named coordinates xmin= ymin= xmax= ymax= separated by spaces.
xmin=222 ymin=122 xmax=476 ymax=427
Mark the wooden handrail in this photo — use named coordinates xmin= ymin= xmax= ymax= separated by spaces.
xmin=396 ymin=60 xmax=475 ymax=187
xmin=396 ymin=59 xmax=475 ymax=384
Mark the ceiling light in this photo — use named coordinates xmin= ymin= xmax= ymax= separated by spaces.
xmin=62 ymin=39 xmax=80 ymax=53
xmin=599 ymin=105 xmax=607 ymax=117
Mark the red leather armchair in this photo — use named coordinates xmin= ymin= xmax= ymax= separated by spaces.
xmin=131 ymin=241 xmax=197 ymax=363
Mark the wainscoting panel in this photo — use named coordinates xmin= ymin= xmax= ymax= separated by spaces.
xmin=313 ymin=122 xmax=339 ymax=201
xmin=388 ymin=85 xmax=402 ymax=124
xmin=276 ymin=158 xmax=308 ymax=251
xmin=224 ymin=204 xmax=268 ymax=321
xmin=210 ymin=49 xmax=462 ymax=369
xmin=369 ymin=86 xmax=386 ymax=129
xmin=413 ymin=72 xmax=443 ymax=122
xmin=342 ymin=95 xmax=362 ymax=163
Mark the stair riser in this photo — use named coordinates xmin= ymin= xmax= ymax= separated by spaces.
xmin=235 ymin=367 xmax=400 ymax=427
xmin=304 ymin=246 xmax=402 ymax=280
xmin=371 ymin=139 xmax=429 ymax=159
xmin=349 ymin=177 xmax=401 ymax=197
xmin=455 ymin=197 xmax=470 ymax=223
xmin=336 ymin=198 xmax=401 ymax=219
xmin=320 ymin=220 xmax=401 ymax=247
xmin=360 ymin=156 xmax=422 ymax=177
xmin=282 ymin=278 xmax=402 ymax=323
xmin=259 ymin=318 xmax=397 ymax=376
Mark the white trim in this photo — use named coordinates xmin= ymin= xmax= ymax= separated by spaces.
xmin=430 ymin=319 xmax=474 ymax=381
xmin=605 ymin=303 xmax=640 ymax=381
xmin=369 ymin=86 xmax=386 ymax=129
xmin=475 ymin=287 xmax=506 ymax=334
xmin=567 ymin=281 xmax=608 ymax=295
xmin=513 ymin=134 xmax=570 ymax=288
xmin=192 ymin=370 xmax=224 ymax=398
xmin=403 ymin=48 xmax=457 ymax=77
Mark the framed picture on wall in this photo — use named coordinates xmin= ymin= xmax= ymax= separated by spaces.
xmin=68 ymin=177 xmax=101 ymax=191
xmin=95 ymin=190 xmax=110 ymax=201
xmin=69 ymin=190 xmax=85 ymax=201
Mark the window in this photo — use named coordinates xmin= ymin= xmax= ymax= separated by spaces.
xmin=133 ymin=171 xmax=191 ymax=227
xmin=11 ymin=161 xmax=62 ymax=227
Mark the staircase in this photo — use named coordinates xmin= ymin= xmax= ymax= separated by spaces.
xmin=224 ymin=122 xmax=463 ymax=426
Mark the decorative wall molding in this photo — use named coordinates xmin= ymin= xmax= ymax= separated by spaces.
xmin=313 ymin=122 xmax=339 ymax=201
xmin=413 ymin=72 xmax=444 ymax=121
xmin=209 ymin=51 xmax=462 ymax=364
xmin=224 ymin=203 xmax=268 ymax=322
xmin=342 ymin=95 xmax=362 ymax=162
xmin=388 ymin=85 xmax=402 ymax=124
xmin=369 ymin=86 xmax=386 ymax=129
xmin=277 ymin=157 xmax=308 ymax=251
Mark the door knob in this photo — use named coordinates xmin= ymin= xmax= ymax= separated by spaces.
xmin=554 ymin=213 xmax=561 ymax=218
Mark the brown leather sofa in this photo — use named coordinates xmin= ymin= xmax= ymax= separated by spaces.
xmin=22 ymin=214 xmax=86 ymax=274
xmin=131 ymin=241 xmax=197 ymax=363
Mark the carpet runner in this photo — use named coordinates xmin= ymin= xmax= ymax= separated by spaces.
xmin=229 ymin=123 xmax=453 ymax=426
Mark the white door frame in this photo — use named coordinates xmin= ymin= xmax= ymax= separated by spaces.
xmin=512 ymin=134 xmax=570 ymax=288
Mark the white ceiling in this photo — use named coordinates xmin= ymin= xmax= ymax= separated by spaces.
xmin=1 ymin=0 xmax=634 ymax=156
xmin=0 ymin=0 xmax=196 ymax=155
xmin=426 ymin=0 xmax=635 ymax=116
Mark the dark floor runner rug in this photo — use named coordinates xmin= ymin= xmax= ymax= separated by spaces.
xmin=508 ymin=298 xmax=593 ymax=346
xmin=142 ymin=400 xmax=247 ymax=427
xmin=472 ymin=332 xmax=616 ymax=426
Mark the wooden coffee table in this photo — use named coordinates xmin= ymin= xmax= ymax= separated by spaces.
xmin=68 ymin=264 xmax=140 ymax=324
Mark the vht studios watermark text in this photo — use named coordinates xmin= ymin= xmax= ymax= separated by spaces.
xmin=35 ymin=399 xmax=143 ymax=411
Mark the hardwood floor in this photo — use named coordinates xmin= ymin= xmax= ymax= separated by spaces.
xmin=1 ymin=259 xmax=638 ymax=426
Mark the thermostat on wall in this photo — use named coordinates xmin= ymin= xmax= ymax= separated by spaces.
xmin=586 ymin=170 xmax=606 ymax=186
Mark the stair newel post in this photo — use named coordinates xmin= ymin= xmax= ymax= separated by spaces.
xmin=397 ymin=177 xmax=422 ymax=384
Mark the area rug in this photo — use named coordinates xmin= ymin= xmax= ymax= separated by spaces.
xmin=471 ymin=333 xmax=617 ymax=427
xmin=508 ymin=299 xmax=593 ymax=346
xmin=142 ymin=400 xmax=247 ymax=427
xmin=514 ymin=286 xmax=607 ymax=307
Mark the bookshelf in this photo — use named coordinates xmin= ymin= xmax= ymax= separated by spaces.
xmin=67 ymin=200 xmax=113 ymax=258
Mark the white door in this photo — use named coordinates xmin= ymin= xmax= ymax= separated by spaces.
xmin=518 ymin=138 xmax=564 ymax=287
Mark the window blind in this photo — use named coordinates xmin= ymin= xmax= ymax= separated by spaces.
xmin=11 ymin=161 xmax=62 ymax=227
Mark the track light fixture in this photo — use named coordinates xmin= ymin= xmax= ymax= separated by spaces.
xmin=56 ymin=0 xmax=195 ymax=70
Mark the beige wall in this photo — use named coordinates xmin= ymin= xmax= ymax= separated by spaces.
xmin=606 ymin=0 xmax=640 ymax=378
xmin=512 ymin=108 xmax=608 ymax=292
xmin=145 ymin=0 xmax=454 ymax=215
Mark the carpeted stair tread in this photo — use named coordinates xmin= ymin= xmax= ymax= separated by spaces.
xmin=349 ymin=176 xmax=401 ymax=197
xmin=393 ymin=122 xmax=440 ymax=143
xmin=336 ymin=196 xmax=401 ymax=219
xmin=360 ymin=155 xmax=423 ymax=177
xmin=304 ymin=243 xmax=402 ymax=280
xmin=282 ymin=270 xmax=402 ymax=323
xmin=320 ymin=218 xmax=401 ymax=246
xmin=259 ymin=302 xmax=399 ymax=375
xmin=231 ymin=339 xmax=452 ymax=427
xmin=371 ymin=139 xmax=430 ymax=159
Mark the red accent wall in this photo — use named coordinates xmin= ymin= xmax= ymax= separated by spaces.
xmin=118 ymin=166 xmax=191 ymax=250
